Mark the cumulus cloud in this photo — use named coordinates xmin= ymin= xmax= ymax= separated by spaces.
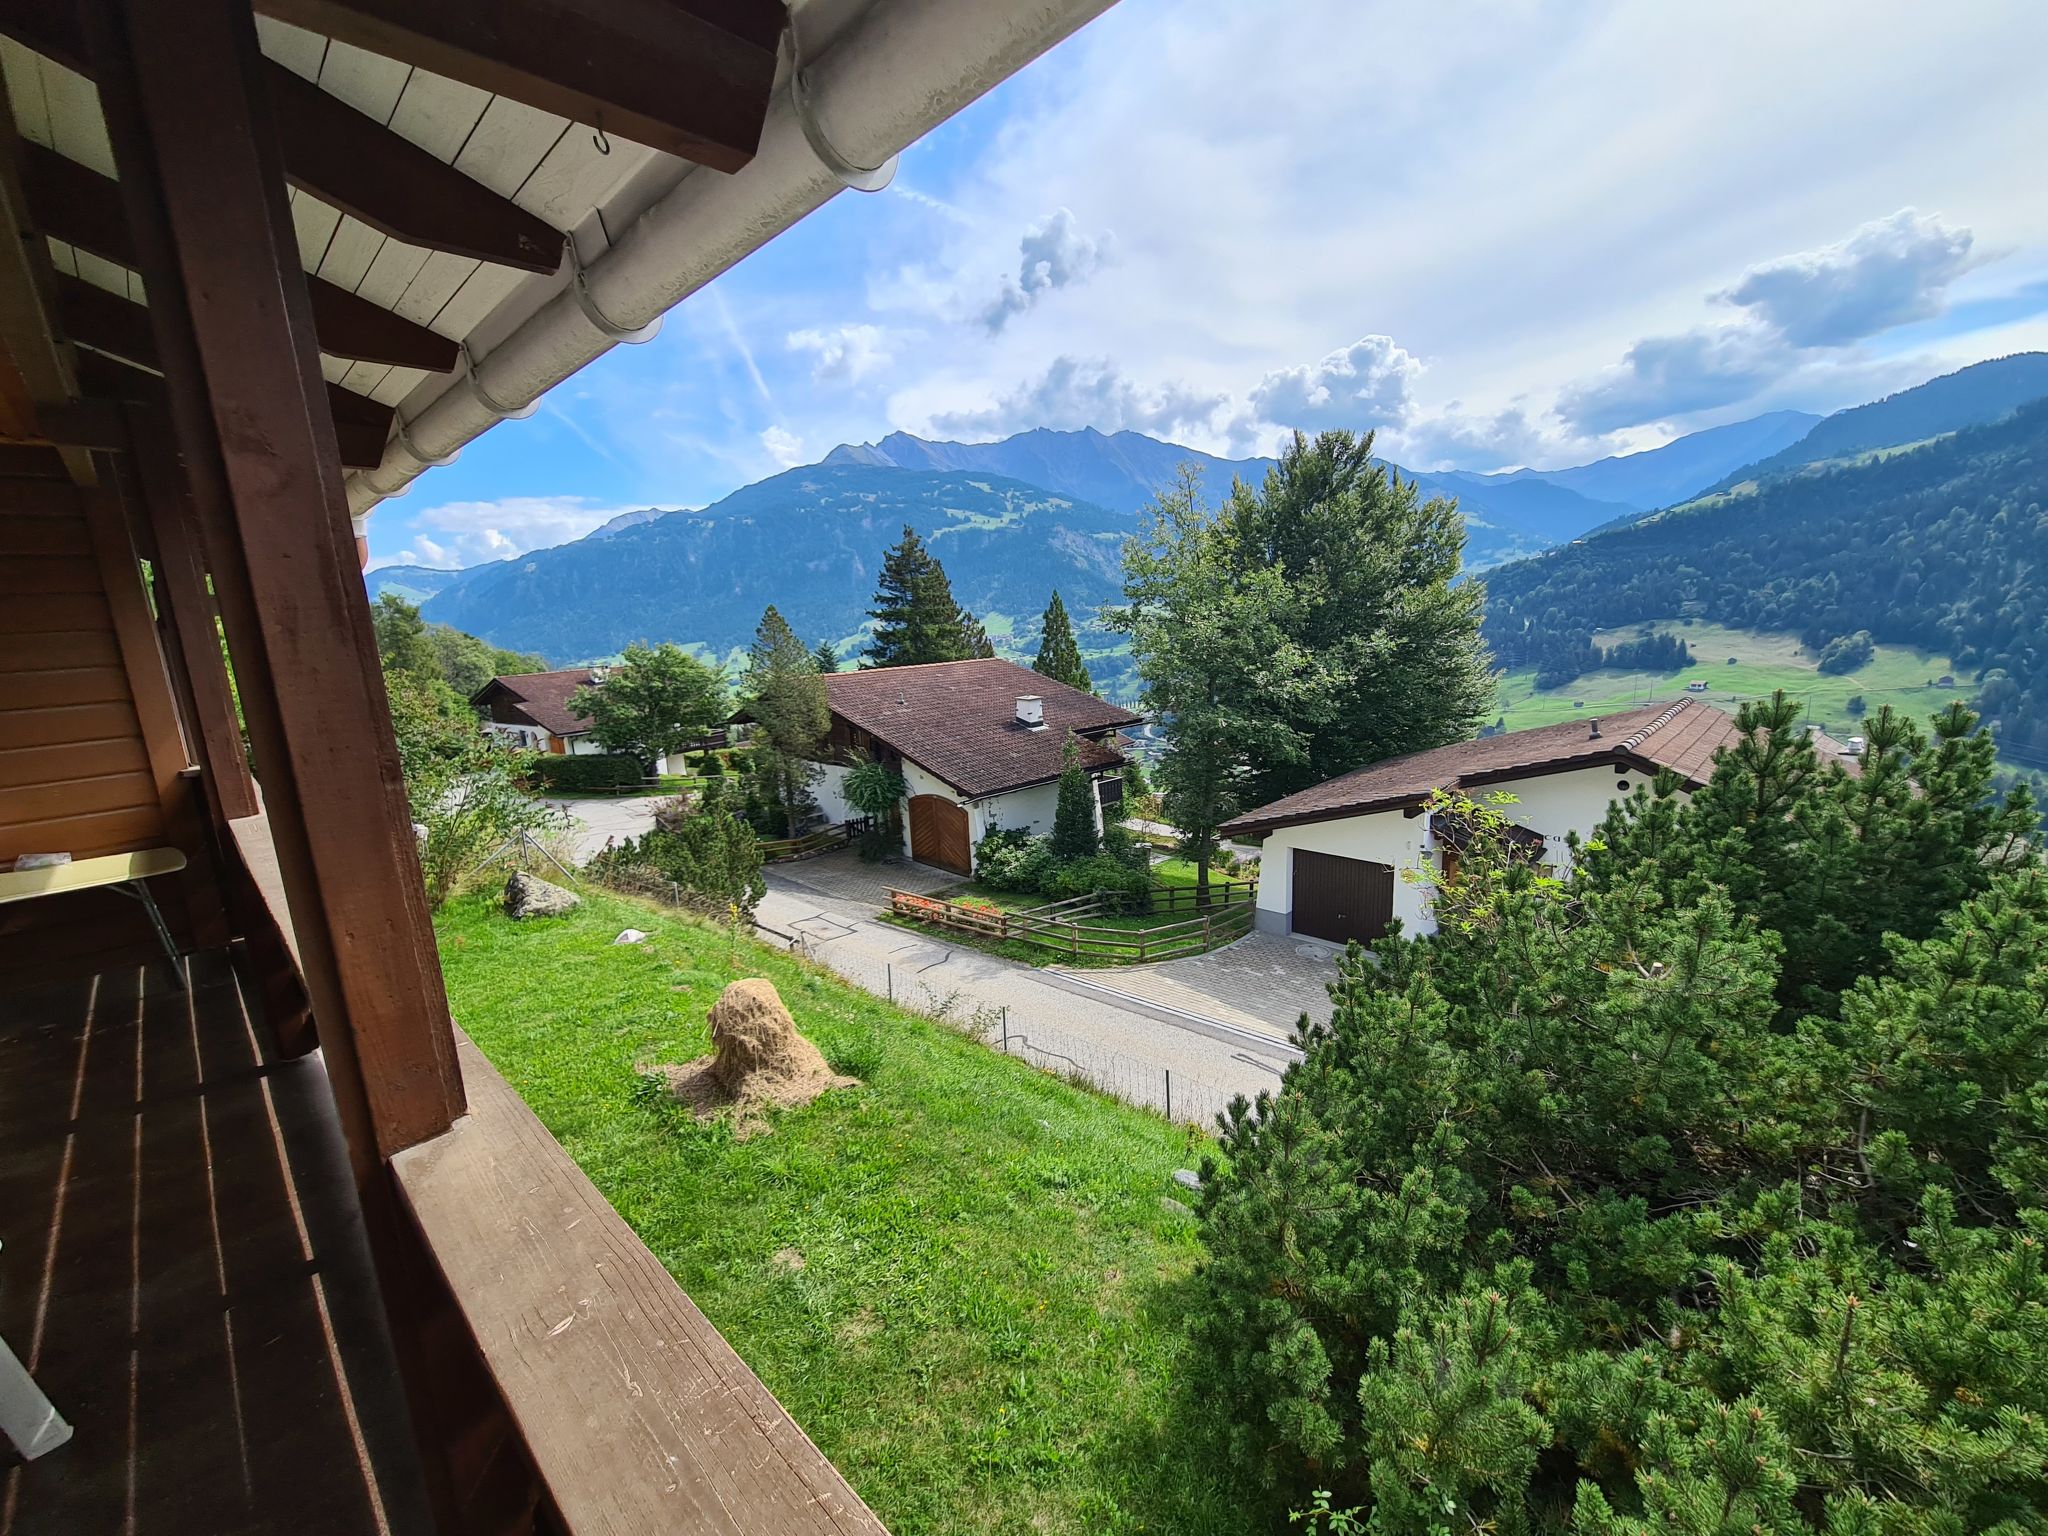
xmin=786 ymin=324 xmax=893 ymax=385
xmin=759 ymin=425 xmax=807 ymax=467
xmin=930 ymin=356 xmax=1227 ymax=441
xmin=982 ymin=209 xmax=1114 ymax=332
xmin=1389 ymin=404 xmax=1600 ymax=473
xmin=1247 ymin=335 xmax=1423 ymax=434
xmin=1716 ymin=208 xmax=1979 ymax=348
xmin=389 ymin=496 xmax=652 ymax=567
xmin=1556 ymin=210 xmax=1982 ymax=434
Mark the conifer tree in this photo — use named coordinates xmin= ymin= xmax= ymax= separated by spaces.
xmin=743 ymin=606 xmax=828 ymax=837
xmin=812 ymin=639 xmax=838 ymax=674
xmin=1048 ymin=738 xmax=1099 ymax=863
xmin=863 ymin=525 xmax=974 ymax=667
xmin=1033 ymin=590 xmax=1092 ymax=693
xmin=960 ymin=609 xmax=996 ymax=659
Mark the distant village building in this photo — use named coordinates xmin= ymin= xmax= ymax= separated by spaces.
xmin=471 ymin=667 xmax=720 ymax=773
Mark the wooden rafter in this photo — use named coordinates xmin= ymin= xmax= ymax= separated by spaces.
xmin=22 ymin=143 xmax=460 ymax=371
xmin=254 ymin=0 xmax=787 ymax=172
xmin=65 ymin=283 xmax=396 ymax=470
xmin=0 ymin=3 xmax=566 ymax=274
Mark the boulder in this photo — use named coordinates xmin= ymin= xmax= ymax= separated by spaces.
xmin=504 ymin=871 xmax=579 ymax=920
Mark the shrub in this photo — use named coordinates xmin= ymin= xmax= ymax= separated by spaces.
xmin=586 ymin=795 xmax=765 ymax=919
xmin=1046 ymin=853 xmax=1151 ymax=909
xmin=526 ymin=752 xmax=643 ymax=792
xmin=974 ymin=828 xmax=1053 ymax=892
xmin=697 ymin=751 xmax=724 ymax=776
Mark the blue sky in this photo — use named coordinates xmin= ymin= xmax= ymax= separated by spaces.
xmin=367 ymin=0 xmax=2048 ymax=569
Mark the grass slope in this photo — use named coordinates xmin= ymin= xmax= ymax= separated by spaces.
xmin=1495 ymin=619 xmax=1963 ymax=736
xmin=434 ymin=888 xmax=1265 ymax=1536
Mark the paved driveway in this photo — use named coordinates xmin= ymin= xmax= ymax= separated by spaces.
xmin=764 ymin=847 xmax=962 ymax=906
xmin=1052 ymin=931 xmax=1341 ymax=1038
xmin=542 ymin=795 xmax=659 ymax=863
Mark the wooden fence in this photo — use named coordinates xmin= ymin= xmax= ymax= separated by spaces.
xmin=758 ymin=821 xmax=855 ymax=862
xmin=888 ymin=883 xmax=1254 ymax=964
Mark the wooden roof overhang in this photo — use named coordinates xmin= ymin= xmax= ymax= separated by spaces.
xmin=0 ymin=0 xmax=789 ymax=482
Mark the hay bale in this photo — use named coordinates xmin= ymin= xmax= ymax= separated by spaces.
xmin=653 ymin=978 xmax=854 ymax=1135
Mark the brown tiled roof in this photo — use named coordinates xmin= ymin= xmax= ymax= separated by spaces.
xmin=1221 ymin=698 xmax=1746 ymax=837
xmin=821 ymin=658 xmax=1140 ymax=798
xmin=471 ymin=669 xmax=598 ymax=737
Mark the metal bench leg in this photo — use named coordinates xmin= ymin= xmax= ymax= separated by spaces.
xmin=131 ymin=879 xmax=187 ymax=990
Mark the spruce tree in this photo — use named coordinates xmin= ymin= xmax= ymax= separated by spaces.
xmin=863 ymin=525 xmax=974 ymax=667
xmin=1033 ymin=590 xmax=1092 ymax=693
xmin=960 ymin=609 xmax=997 ymax=659
xmin=812 ymin=639 xmax=839 ymax=674
xmin=743 ymin=606 xmax=828 ymax=836
xmin=1048 ymin=737 xmax=1099 ymax=863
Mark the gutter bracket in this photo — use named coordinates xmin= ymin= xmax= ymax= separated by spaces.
xmin=569 ymin=251 xmax=663 ymax=344
xmin=786 ymin=31 xmax=897 ymax=192
xmin=462 ymin=342 xmax=540 ymax=421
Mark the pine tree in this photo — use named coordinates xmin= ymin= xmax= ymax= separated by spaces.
xmin=1048 ymin=737 xmax=1099 ymax=863
xmin=743 ymin=606 xmax=828 ymax=837
xmin=812 ymin=639 xmax=839 ymax=674
xmin=863 ymin=525 xmax=975 ymax=668
xmin=960 ymin=609 xmax=996 ymax=659
xmin=1033 ymin=590 xmax=1092 ymax=693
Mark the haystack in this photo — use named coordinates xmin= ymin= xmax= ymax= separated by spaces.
xmin=653 ymin=978 xmax=854 ymax=1134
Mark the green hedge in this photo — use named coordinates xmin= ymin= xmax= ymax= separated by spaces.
xmin=526 ymin=752 xmax=644 ymax=791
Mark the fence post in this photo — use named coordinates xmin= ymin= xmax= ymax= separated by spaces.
xmin=1165 ymin=1069 xmax=1172 ymax=1122
xmin=1001 ymin=1006 xmax=1009 ymax=1052
xmin=1202 ymin=913 xmax=1212 ymax=949
xmin=1070 ymin=920 xmax=1079 ymax=960
xmin=887 ymin=962 xmax=893 ymax=1002
xmin=671 ymin=881 xmax=680 ymax=907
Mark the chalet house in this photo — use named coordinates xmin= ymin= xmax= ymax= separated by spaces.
xmin=798 ymin=658 xmax=1139 ymax=875
xmin=0 ymin=0 xmax=1109 ymax=1530
xmin=470 ymin=665 xmax=718 ymax=772
xmin=1222 ymin=698 xmax=1772 ymax=947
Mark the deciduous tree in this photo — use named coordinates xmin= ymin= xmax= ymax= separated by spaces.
xmin=570 ymin=641 xmax=727 ymax=771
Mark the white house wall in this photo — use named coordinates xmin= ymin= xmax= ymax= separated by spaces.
xmin=1251 ymin=761 xmax=1677 ymax=939
xmin=813 ymin=762 xmax=857 ymax=825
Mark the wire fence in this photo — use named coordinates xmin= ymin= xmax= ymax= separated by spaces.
xmin=758 ymin=916 xmax=1266 ymax=1130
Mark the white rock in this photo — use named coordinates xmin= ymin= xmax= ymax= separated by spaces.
xmin=612 ymin=929 xmax=650 ymax=945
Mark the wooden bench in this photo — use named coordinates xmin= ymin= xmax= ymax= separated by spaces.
xmin=0 ymin=848 xmax=188 ymax=987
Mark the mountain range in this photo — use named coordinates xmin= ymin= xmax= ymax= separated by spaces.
xmin=370 ymin=353 xmax=2048 ymax=699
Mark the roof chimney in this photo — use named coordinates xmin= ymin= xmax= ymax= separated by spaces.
xmin=1015 ymin=695 xmax=1046 ymax=731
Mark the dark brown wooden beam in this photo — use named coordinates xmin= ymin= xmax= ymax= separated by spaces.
xmin=86 ymin=0 xmax=465 ymax=1163
xmin=0 ymin=5 xmax=565 ymax=274
xmin=24 ymin=143 xmax=459 ymax=370
xmin=0 ymin=398 xmax=131 ymax=450
xmin=263 ymin=63 xmax=566 ymax=274
xmin=52 ymin=273 xmax=394 ymax=468
xmin=255 ymin=0 xmax=786 ymax=173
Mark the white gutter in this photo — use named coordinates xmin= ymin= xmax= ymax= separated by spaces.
xmin=346 ymin=0 xmax=1117 ymax=516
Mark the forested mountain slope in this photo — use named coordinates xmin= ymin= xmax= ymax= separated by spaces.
xmin=1483 ymin=397 xmax=2048 ymax=757
xmin=1702 ymin=351 xmax=2048 ymax=493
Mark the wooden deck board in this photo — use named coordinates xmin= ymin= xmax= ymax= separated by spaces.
xmin=393 ymin=1033 xmax=890 ymax=1536
xmin=0 ymin=952 xmax=431 ymax=1534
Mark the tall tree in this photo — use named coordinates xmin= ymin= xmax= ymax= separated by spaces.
xmin=1109 ymin=467 xmax=1319 ymax=896
xmin=1033 ymin=590 xmax=1093 ymax=693
xmin=569 ymin=640 xmax=727 ymax=770
xmin=744 ymin=606 xmax=830 ymax=836
xmin=371 ymin=592 xmax=438 ymax=679
xmin=960 ymin=609 xmax=997 ymax=660
xmin=863 ymin=525 xmax=976 ymax=667
xmin=1218 ymin=429 xmax=1495 ymax=801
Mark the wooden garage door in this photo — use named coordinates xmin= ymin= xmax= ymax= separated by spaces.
xmin=1291 ymin=849 xmax=1395 ymax=946
xmin=907 ymin=794 xmax=970 ymax=875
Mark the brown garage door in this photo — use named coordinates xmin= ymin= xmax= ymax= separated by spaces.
xmin=1291 ymin=849 xmax=1395 ymax=945
xmin=907 ymin=794 xmax=971 ymax=875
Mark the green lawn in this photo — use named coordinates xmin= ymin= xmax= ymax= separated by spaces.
xmin=434 ymin=888 xmax=1266 ymax=1536
xmin=1496 ymin=618 xmax=1967 ymax=739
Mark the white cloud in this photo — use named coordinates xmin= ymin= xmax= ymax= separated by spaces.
xmin=1247 ymin=335 xmax=1423 ymax=435
xmin=759 ymin=425 xmax=807 ymax=466
xmin=1716 ymin=208 xmax=1980 ymax=347
xmin=392 ymin=496 xmax=651 ymax=567
xmin=1555 ymin=325 xmax=1788 ymax=436
xmin=786 ymin=324 xmax=894 ymax=385
xmin=928 ymin=356 xmax=1226 ymax=441
xmin=982 ymin=209 xmax=1114 ymax=332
